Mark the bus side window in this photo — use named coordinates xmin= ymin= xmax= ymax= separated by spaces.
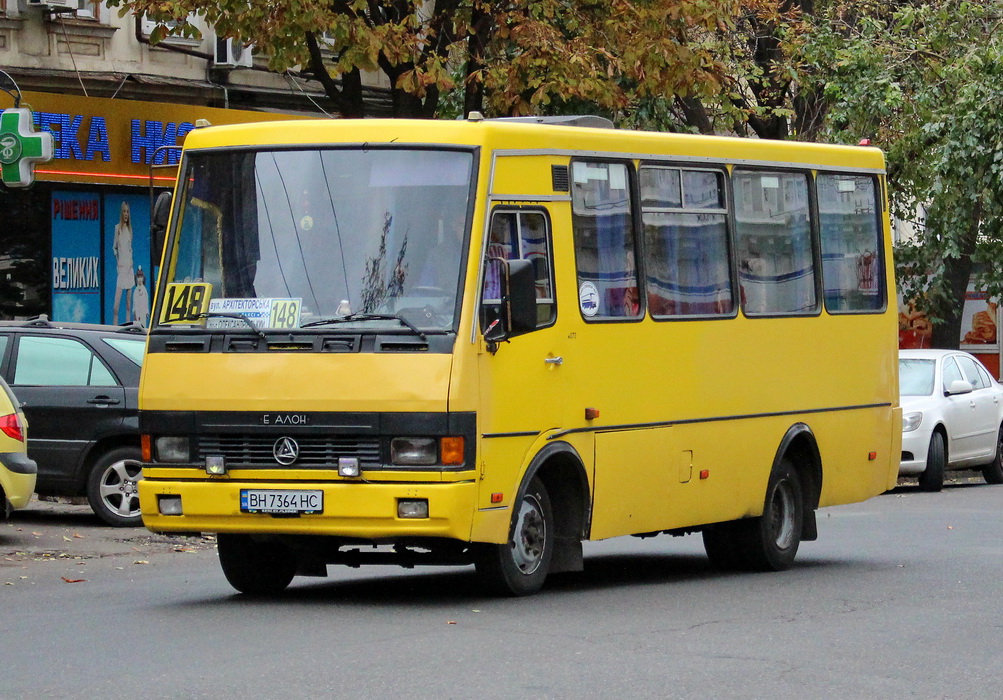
xmin=640 ymin=166 xmax=732 ymax=317
xmin=570 ymin=161 xmax=641 ymax=320
xmin=733 ymin=169 xmax=817 ymax=316
xmin=817 ymin=173 xmax=884 ymax=313
xmin=481 ymin=209 xmax=556 ymax=330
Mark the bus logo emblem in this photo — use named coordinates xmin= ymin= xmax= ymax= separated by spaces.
xmin=273 ymin=437 xmax=300 ymax=465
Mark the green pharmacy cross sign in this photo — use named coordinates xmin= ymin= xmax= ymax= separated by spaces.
xmin=0 ymin=108 xmax=54 ymax=188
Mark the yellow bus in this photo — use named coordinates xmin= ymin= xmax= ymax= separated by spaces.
xmin=138 ymin=115 xmax=901 ymax=596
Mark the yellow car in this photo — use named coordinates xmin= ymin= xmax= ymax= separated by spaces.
xmin=0 ymin=375 xmax=36 ymax=517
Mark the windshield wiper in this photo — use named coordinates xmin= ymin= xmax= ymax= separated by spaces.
xmin=301 ymin=313 xmax=427 ymax=340
xmin=196 ymin=312 xmax=266 ymax=339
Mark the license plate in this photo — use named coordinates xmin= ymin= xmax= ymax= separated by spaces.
xmin=240 ymin=489 xmax=323 ymax=514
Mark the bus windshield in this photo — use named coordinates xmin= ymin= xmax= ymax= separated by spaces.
xmin=166 ymin=147 xmax=474 ymax=332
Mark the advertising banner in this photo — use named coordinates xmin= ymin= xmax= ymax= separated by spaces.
xmin=103 ymin=193 xmax=151 ymax=326
xmin=51 ymin=191 xmax=102 ymax=323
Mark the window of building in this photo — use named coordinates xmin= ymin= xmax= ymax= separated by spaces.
xmin=817 ymin=173 xmax=884 ymax=313
xmin=571 ymin=161 xmax=640 ymax=320
xmin=640 ymin=166 xmax=732 ymax=317
xmin=733 ymin=169 xmax=817 ymax=315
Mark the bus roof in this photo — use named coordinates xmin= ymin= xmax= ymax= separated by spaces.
xmin=180 ymin=117 xmax=886 ymax=172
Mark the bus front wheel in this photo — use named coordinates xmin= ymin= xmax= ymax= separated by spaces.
xmin=217 ymin=533 xmax=297 ymax=595
xmin=476 ymin=476 xmax=554 ymax=596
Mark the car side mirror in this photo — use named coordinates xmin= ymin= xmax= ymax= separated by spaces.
xmin=484 ymin=259 xmax=537 ymax=350
xmin=945 ymin=379 xmax=974 ymax=396
xmin=151 ymin=191 xmax=172 ymax=261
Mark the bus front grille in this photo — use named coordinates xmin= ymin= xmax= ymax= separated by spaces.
xmin=197 ymin=434 xmax=382 ymax=468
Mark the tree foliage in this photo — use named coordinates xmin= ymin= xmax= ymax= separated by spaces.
xmin=106 ymin=0 xmax=742 ymax=120
xmin=804 ymin=0 xmax=1003 ymax=347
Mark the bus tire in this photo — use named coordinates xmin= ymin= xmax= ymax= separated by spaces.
xmin=919 ymin=433 xmax=946 ymax=492
xmin=85 ymin=446 xmax=143 ymax=528
xmin=475 ymin=476 xmax=554 ymax=596
xmin=734 ymin=458 xmax=804 ymax=572
xmin=217 ymin=533 xmax=297 ymax=595
xmin=982 ymin=426 xmax=1003 ymax=485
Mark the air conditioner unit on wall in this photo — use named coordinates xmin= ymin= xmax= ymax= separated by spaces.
xmin=26 ymin=0 xmax=81 ymax=11
xmin=214 ymin=37 xmax=253 ymax=68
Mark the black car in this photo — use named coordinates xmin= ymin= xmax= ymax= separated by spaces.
xmin=0 ymin=316 xmax=146 ymax=526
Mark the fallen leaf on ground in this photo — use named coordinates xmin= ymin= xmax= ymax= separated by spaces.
xmin=133 ymin=560 xmax=149 ymax=565
xmin=61 ymin=577 xmax=86 ymax=583
xmin=73 ymin=533 xmax=85 ymax=539
xmin=63 ymin=536 xmax=72 ymax=542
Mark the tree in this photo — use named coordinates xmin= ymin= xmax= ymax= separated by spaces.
xmin=107 ymin=0 xmax=741 ymax=120
xmin=804 ymin=0 xmax=1003 ymax=348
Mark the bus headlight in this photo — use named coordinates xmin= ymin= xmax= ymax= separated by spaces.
xmin=156 ymin=436 xmax=190 ymax=462
xmin=903 ymin=412 xmax=923 ymax=432
xmin=391 ymin=437 xmax=437 ymax=466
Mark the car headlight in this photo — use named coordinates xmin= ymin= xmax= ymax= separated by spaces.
xmin=903 ymin=412 xmax=923 ymax=433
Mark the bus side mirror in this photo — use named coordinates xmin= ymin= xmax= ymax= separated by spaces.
xmin=151 ymin=191 xmax=172 ymax=259
xmin=485 ymin=259 xmax=537 ymax=349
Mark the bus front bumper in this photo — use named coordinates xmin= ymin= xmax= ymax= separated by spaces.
xmin=139 ymin=478 xmax=479 ymax=541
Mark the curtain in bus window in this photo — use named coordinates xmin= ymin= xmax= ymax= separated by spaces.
xmin=571 ymin=162 xmax=640 ymax=319
xmin=640 ymin=167 xmax=732 ymax=316
xmin=733 ymin=170 xmax=816 ymax=315
xmin=817 ymin=174 xmax=883 ymax=312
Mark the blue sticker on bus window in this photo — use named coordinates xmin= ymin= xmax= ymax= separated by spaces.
xmin=579 ymin=281 xmax=599 ymax=317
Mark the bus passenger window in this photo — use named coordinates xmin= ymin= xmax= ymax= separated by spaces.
xmin=640 ymin=166 xmax=732 ymax=317
xmin=571 ymin=161 xmax=641 ymax=320
xmin=817 ymin=174 xmax=883 ymax=312
xmin=482 ymin=210 xmax=555 ymax=329
xmin=733 ymin=170 xmax=817 ymax=315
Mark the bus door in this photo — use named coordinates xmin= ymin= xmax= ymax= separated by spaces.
xmin=477 ymin=207 xmax=564 ymax=497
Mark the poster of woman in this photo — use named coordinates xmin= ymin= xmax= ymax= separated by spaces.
xmin=103 ymin=194 xmax=150 ymax=325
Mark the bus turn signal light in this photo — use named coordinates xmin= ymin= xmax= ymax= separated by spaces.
xmin=585 ymin=407 xmax=600 ymax=420
xmin=868 ymin=451 xmax=877 ymax=461
xmin=440 ymin=437 xmax=464 ymax=465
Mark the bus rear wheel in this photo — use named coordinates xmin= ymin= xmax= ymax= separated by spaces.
xmin=217 ymin=533 xmax=297 ymax=595
xmin=737 ymin=458 xmax=804 ymax=571
xmin=476 ymin=476 xmax=554 ymax=596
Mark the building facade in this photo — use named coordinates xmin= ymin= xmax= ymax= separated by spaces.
xmin=1 ymin=0 xmax=386 ymax=323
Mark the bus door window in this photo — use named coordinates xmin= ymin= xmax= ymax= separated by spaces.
xmin=481 ymin=209 xmax=555 ymax=330
xmin=733 ymin=169 xmax=817 ymax=315
xmin=640 ymin=166 xmax=732 ymax=317
xmin=570 ymin=161 xmax=641 ymax=320
xmin=817 ymin=174 xmax=884 ymax=312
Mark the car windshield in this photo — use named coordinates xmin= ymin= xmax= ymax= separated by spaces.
xmin=899 ymin=358 xmax=936 ymax=396
xmin=165 ymin=147 xmax=473 ymax=333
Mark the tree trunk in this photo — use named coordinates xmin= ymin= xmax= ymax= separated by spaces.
xmin=931 ymin=212 xmax=981 ymax=349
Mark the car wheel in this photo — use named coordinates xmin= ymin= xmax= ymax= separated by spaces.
xmin=731 ymin=458 xmax=804 ymax=572
xmin=982 ymin=426 xmax=1003 ymax=485
xmin=476 ymin=476 xmax=554 ymax=596
xmin=85 ymin=446 xmax=143 ymax=527
xmin=918 ymin=432 xmax=946 ymax=492
xmin=217 ymin=533 xmax=297 ymax=595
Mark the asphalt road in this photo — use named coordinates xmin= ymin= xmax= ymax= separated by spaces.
xmin=2 ymin=479 xmax=1001 ymax=699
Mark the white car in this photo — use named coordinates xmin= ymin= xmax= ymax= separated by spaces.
xmin=900 ymin=349 xmax=1003 ymax=491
